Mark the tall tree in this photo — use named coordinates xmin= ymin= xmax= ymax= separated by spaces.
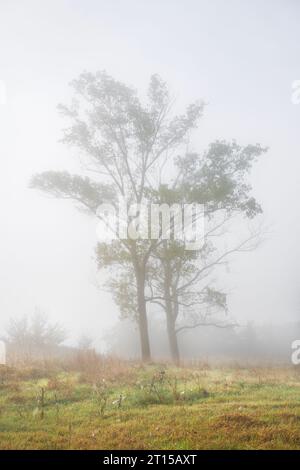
xmin=147 ymin=141 xmax=266 ymax=363
xmin=31 ymin=72 xmax=203 ymax=361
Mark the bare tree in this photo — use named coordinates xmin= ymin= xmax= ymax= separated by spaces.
xmin=6 ymin=310 xmax=67 ymax=359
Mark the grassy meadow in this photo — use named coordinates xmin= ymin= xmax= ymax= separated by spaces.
xmin=1 ymin=355 xmax=300 ymax=450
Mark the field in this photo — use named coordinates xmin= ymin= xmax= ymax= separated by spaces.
xmin=1 ymin=357 xmax=300 ymax=450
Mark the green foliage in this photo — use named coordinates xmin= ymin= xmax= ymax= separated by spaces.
xmin=31 ymin=171 xmax=115 ymax=213
xmin=30 ymin=72 xmax=266 ymax=361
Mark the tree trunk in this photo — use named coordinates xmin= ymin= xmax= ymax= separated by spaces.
xmin=166 ymin=311 xmax=180 ymax=365
xmin=135 ymin=264 xmax=151 ymax=362
xmin=164 ymin=259 xmax=180 ymax=365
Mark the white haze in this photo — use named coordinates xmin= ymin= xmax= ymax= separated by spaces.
xmin=0 ymin=0 xmax=299 ymax=349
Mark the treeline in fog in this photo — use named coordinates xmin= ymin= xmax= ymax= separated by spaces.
xmin=107 ymin=319 xmax=300 ymax=364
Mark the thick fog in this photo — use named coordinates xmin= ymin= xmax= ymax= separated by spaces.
xmin=0 ymin=0 xmax=299 ymax=357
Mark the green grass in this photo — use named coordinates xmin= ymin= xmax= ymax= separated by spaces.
xmin=1 ymin=363 xmax=300 ymax=449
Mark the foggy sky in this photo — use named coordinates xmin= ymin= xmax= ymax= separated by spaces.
xmin=0 ymin=0 xmax=299 ymax=347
